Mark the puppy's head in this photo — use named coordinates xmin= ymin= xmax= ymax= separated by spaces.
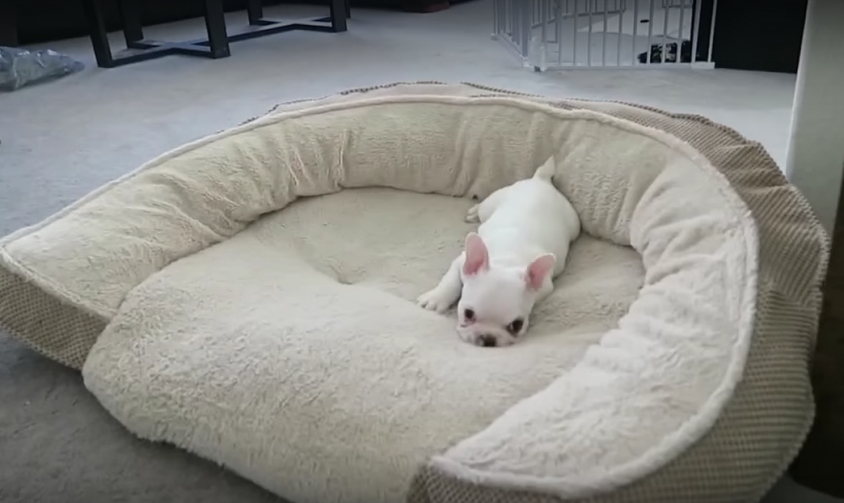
xmin=457 ymin=233 xmax=555 ymax=348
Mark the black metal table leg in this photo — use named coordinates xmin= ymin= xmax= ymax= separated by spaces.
xmin=81 ymin=0 xmax=115 ymax=68
xmin=117 ymin=0 xmax=144 ymax=46
xmin=329 ymin=0 xmax=348 ymax=31
xmin=203 ymin=0 xmax=231 ymax=58
xmin=246 ymin=0 xmax=264 ymax=25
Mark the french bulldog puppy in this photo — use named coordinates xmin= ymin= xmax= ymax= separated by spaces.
xmin=417 ymin=156 xmax=580 ymax=347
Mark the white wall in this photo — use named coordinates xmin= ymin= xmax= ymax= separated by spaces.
xmin=786 ymin=0 xmax=844 ymax=233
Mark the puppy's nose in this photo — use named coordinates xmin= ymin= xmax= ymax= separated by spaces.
xmin=478 ymin=335 xmax=497 ymax=347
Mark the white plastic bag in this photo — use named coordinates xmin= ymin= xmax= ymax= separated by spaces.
xmin=0 ymin=46 xmax=84 ymax=92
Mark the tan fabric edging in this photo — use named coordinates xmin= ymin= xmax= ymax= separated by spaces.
xmin=0 ymin=266 xmax=107 ymax=369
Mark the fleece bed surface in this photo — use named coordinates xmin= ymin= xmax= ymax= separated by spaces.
xmin=0 ymin=82 xmax=828 ymax=503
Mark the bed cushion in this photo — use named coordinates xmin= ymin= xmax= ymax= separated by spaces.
xmin=0 ymin=83 xmax=828 ymax=503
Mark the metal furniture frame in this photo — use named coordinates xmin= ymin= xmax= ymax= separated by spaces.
xmin=81 ymin=0 xmax=350 ymax=68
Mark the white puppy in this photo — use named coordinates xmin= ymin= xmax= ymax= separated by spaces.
xmin=417 ymin=157 xmax=580 ymax=347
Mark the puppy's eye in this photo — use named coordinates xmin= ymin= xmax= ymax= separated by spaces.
xmin=507 ymin=318 xmax=524 ymax=334
xmin=464 ymin=309 xmax=475 ymax=321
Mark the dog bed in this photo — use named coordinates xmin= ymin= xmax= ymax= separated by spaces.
xmin=0 ymin=82 xmax=828 ymax=503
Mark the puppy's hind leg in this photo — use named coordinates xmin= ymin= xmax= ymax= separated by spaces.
xmin=466 ymin=185 xmax=512 ymax=223
xmin=417 ymin=254 xmax=464 ymax=314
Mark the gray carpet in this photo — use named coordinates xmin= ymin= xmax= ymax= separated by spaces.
xmin=0 ymin=350 xmax=284 ymax=502
xmin=0 ymin=1 xmax=832 ymax=502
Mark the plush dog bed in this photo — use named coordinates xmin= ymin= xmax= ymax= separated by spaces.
xmin=0 ymin=82 xmax=828 ymax=503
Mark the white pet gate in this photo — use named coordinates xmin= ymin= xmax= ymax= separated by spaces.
xmin=493 ymin=0 xmax=717 ymax=71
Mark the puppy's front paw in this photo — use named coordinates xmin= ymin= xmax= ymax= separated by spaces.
xmin=465 ymin=204 xmax=480 ymax=223
xmin=416 ymin=289 xmax=454 ymax=314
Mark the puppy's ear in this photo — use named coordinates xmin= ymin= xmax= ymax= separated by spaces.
xmin=525 ymin=254 xmax=555 ymax=290
xmin=463 ymin=233 xmax=489 ymax=276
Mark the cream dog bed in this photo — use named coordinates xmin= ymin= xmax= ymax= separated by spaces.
xmin=0 ymin=82 xmax=828 ymax=503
